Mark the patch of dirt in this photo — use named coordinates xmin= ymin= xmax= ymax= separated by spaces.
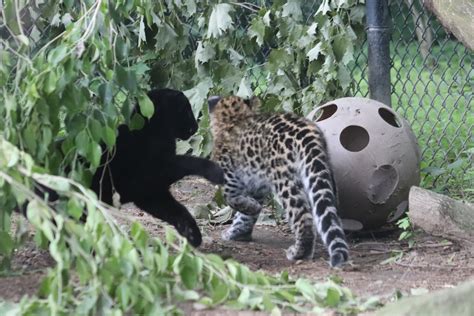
xmin=0 ymin=238 xmax=53 ymax=302
xmin=1 ymin=177 xmax=473 ymax=310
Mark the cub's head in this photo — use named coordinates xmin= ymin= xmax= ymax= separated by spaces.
xmin=207 ymin=95 xmax=261 ymax=129
xmin=147 ymin=88 xmax=198 ymax=140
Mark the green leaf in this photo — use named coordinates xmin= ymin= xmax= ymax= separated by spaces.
xmin=23 ymin=124 xmax=38 ymax=154
xmin=295 ymin=279 xmax=315 ymax=301
xmin=75 ymin=130 xmax=90 ymax=157
xmin=267 ymin=49 xmax=292 ymax=72
xmin=447 ymin=159 xmax=465 ymax=170
xmin=138 ymin=92 xmax=154 ymax=119
xmin=181 ymin=264 xmax=198 ymax=290
xmin=179 ymin=289 xmax=200 ymax=301
xmin=139 ymin=283 xmax=155 ymax=303
xmin=67 ymin=197 xmax=83 ymax=220
xmin=337 ymin=65 xmax=351 ymax=90
xmin=165 ymin=227 xmax=177 ymax=245
xmin=210 ymin=281 xmax=229 ymax=304
xmin=0 ymin=141 xmax=20 ymax=168
xmin=155 ymin=23 xmax=178 ymax=51
xmin=131 ymin=222 xmax=148 ymax=249
xmin=3 ymin=94 xmax=16 ymax=113
xmin=116 ymin=281 xmax=131 ymax=308
xmin=307 ymin=43 xmax=323 ymax=61
xmin=176 ymin=140 xmax=192 ymax=155
xmin=184 ymin=79 xmax=213 ymax=115
xmin=325 ymin=287 xmax=341 ymax=307
xmin=129 ymin=113 xmax=145 ymax=131
xmin=98 ymin=82 xmax=113 ymax=105
xmin=422 ymin=166 xmax=445 ymax=177
xmin=316 ymin=0 xmax=331 ymax=16
xmin=248 ymin=18 xmax=266 ymax=46
xmin=103 ymin=126 xmax=116 ymax=148
xmin=228 ymin=48 xmax=244 ymax=66
xmin=89 ymin=143 xmax=102 ymax=168
xmin=282 ymin=0 xmax=302 ymax=21
xmin=115 ymin=37 xmax=129 ymax=62
xmin=45 ymin=71 xmax=58 ymax=94
xmin=116 ymin=66 xmax=137 ymax=92
xmin=0 ymin=232 xmax=14 ymax=255
xmin=89 ymin=120 xmax=103 ymax=143
xmin=206 ymin=254 xmax=225 ymax=270
xmin=207 ymin=4 xmax=234 ymax=38
xmin=237 ymin=287 xmax=250 ymax=305
xmin=195 ymin=41 xmax=216 ymax=66
xmin=274 ymin=289 xmax=295 ymax=303
xmin=48 ymin=45 xmax=69 ymax=66
xmin=236 ymin=77 xmax=252 ymax=98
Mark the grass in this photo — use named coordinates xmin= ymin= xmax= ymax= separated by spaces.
xmin=352 ymin=40 xmax=473 ymax=200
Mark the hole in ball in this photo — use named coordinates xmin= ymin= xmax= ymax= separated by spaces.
xmin=339 ymin=125 xmax=370 ymax=152
xmin=368 ymin=164 xmax=399 ymax=204
xmin=378 ymin=108 xmax=401 ymax=128
xmin=314 ymin=104 xmax=338 ymax=122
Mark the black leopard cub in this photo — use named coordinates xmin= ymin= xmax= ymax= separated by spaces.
xmin=208 ymin=95 xmax=348 ymax=267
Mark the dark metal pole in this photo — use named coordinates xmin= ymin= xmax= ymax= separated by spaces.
xmin=366 ymin=0 xmax=392 ymax=106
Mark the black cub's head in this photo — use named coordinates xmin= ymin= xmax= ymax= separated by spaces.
xmin=147 ymin=88 xmax=198 ymax=140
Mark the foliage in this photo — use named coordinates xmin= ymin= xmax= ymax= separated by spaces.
xmin=396 ymin=216 xmax=414 ymax=248
xmin=0 ymin=136 xmax=375 ymax=315
xmin=0 ymin=0 xmax=370 ymax=313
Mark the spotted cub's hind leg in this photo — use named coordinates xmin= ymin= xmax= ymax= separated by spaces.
xmin=222 ymin=180 xmax=263 ymax=241
xmin=222 ymin=212 xmax=260 ymax=241
xmin=274 ymin=178 xmax=314 ymax=260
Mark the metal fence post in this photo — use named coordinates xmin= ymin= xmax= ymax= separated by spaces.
xmin=366 ymin=0 xmax=392 ymax=106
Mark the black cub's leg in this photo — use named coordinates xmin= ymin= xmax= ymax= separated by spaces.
xmin=170 ymin=155 xmax=224 ymax=184
xmin=133 ymin=191 xmax=202 ymax=247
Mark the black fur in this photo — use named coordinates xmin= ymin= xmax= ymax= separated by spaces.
xmin=21 ymin=89 xmax=223 ymax=247
xmin=90 ymin=88 xmax=224 ymax=247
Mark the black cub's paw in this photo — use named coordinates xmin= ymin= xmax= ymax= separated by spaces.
xmin=175 ymin=219 xmax=202 ymax=248
xmin=204 ymin=162 xmax=225 ymax=185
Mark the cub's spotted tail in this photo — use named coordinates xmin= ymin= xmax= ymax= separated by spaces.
xmin=302 ymin=139 xmax=349 ymax=267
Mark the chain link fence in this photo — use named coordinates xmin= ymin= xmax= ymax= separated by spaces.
xmin=1 ymin=1 xmax=472 ymax=198
xmin=223 ymin=1 xmax=473 ymax=197
xmin=351 ymin=1 xmax=472 ymax=197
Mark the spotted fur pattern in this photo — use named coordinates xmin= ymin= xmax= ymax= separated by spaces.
xmin=208 ymin=95 xmax=349 ymax=267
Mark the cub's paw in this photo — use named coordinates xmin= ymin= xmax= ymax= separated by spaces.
xmin=221 ymin=228 xmax=252 ymax=242
xmin=286 ymin=244 xmax=313 ymax=261
xmin=175 ymin=220 xmax=202 ymax=248
xmin=204 ymin=162 xmax=225 ymax=185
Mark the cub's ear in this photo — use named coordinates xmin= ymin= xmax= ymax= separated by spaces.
xmin=244 ymin=96 xmax=261 ymax=109
xmin=208 ymin=96 xmax=221 ymax=113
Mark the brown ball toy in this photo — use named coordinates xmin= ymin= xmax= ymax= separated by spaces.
xmin=307 ymin=97 xmax=421 ymax=231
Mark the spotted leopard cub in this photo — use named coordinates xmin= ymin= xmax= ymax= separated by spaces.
xmin=208 ymin=95 xmax=349 ymax=267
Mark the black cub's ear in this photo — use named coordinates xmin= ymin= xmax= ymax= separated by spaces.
xmin=244 ymin=96 xmax=261 ymax=109
xmin=208 ymin=96 xmax=221 ymax=113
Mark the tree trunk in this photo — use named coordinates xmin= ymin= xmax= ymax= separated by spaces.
xmin=408 ymin=186 xmax=474 ymax=250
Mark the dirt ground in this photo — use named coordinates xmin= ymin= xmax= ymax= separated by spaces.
xmin=1 ymin=177 xmax=473 ymax=312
